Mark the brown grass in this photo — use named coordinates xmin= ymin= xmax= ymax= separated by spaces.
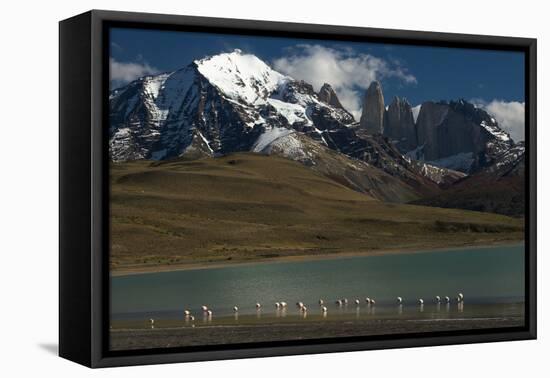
xmin=110 ymin=153 xmax=524 ymax=273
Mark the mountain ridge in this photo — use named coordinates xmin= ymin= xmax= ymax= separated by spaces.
xmin=109 ymin=49 xmax=524 ymax=214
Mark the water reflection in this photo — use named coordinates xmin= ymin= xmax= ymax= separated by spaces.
xmin=120 ymin=300 xmax=524 ymax=332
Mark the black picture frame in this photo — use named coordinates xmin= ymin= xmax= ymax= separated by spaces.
xmin=59 ymin=9 xmax=537 ymax=368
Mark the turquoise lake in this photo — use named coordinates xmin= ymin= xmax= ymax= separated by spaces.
xmin=111 ymin=244 xmax=525 ymax=320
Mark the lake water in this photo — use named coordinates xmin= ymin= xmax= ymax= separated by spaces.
xmin=111 ymin=244 xmax=524 ymax=321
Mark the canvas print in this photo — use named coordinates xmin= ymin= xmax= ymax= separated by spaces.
xmin=108 ymin=27 xmax=526 ymax=351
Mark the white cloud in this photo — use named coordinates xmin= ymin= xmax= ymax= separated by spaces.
xmin=272 ymin=45 xmax=416 ymax=119
xmin=478 ymin=100 xmax=525 ymax=142
xmin=110 ymin=58 xmax=158 ymax=87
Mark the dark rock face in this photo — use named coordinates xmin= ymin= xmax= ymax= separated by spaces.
xmin=326 ymin=128 xmax=441 ymax=197
xmin=415 ymin=101 xmax=451 ymax=160
xmin=279 ymin=81 xmax=355 ymax=133
xmin=415 ymin=100 xmax=513 ymax=172
xmin=383 ymin=97 xmax=417 ymax=152
xmin=359 ymin=81 xmax=385 ymax=134
xmin=279 ymin=80 xmax=316 ymax=101
xmin=318 ymin=83 xmax=345 ymax=110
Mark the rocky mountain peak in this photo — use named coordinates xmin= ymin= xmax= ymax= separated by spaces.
xmin=359 ymin=80 xmax=385 ymax=134
xmin=318 ymin=83 xmax=345 ymax=110
xmin=383 ymin=96 xmax=417 ymax=152
xmin=109 ymin=51 xmax=521 ymax=185
xmin=194 ymin=49 xmax=288 ymax=104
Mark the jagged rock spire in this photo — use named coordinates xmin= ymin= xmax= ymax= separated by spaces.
xmin=383 ymin=96 xmax=417 ymax=152
xmin=318 ymin=83 xmax=344 ymax=110
xmin=359 ymin=81 xmax=385 ymax=134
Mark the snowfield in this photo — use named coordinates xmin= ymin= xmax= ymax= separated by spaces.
xmin=252 ymin=127 xmax=295 ymax=152
xmin=195 ymin=49 xmax=287 ymax=105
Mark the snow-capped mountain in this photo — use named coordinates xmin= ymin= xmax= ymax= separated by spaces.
xmin=109 ymin=49 xmax=524 ymax=211
xmin=109 ymin=49 xmax=354 ymax=162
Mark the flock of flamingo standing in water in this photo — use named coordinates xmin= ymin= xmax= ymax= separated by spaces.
xmin=148 ymin=293 xmax=465 ymax=328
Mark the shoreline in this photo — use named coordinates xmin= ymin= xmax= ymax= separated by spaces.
xmin=111 ymin=240 xmax=524 ymax=277
xmin=109 ymin=314 xmax=525 ymax=350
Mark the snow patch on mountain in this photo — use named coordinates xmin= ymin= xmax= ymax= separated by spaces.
xmin=142 ymin=73 xmax=171 ymax=100
xmin=197 ymin=130 xmax=214 ymax=153
xmin=412 ymin=104 xmax=422 ymax=123
xmin=416 ymin=162 xmax=466 ymax=184
xmin=267 ymin=98 xmax=310 ymax=125
xmin=252 ymin=127 xmax=294 ymax=152
xmin=480 ymin=120 xmax=512 ymax=142
xmin=257 ymin=132 xmax=310 ymax=162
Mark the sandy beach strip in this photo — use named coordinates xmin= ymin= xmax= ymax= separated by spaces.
xmin=110 ymin=240 xmax=524 ymax=277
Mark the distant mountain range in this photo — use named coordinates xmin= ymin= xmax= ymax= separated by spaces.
xmin=109 ymin=49 xmax=525 ymax=216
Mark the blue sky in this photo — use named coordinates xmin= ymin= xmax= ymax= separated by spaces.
xmin=110 ymin=27 xmax=526 ymax=140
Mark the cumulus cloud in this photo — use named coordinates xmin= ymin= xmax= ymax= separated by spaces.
xmin=478 ymin=100 xmax=525 ymax=142
xmin=110 ymin=58 xmax=158 ymax=87
xmin=273 ymin=45 xmax=416 ymax=119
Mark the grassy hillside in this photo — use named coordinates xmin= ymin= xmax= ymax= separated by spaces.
xmin=262 ymin=131 xmax=440 ymax=203
xmin=110 ymin=153 xmax=524 ymax=273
